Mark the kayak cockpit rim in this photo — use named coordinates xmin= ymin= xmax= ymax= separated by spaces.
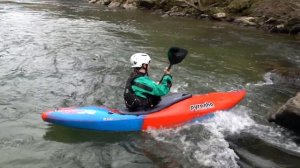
xmin=117 ymin=93 xmax=192 ymax=115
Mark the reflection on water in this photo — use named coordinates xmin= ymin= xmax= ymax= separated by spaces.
xmin=43 ymin=125 xmax=138 ymax=143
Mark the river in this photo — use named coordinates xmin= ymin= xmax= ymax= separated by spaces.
xmin=0 ymin=0 xmax=300 ymax=168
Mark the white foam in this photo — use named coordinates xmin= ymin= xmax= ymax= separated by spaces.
xmin=201 ymin=107 xmax=255 ymax=135
xmin=148 ymin=106 xmax=255 ymax=167
xmin=171 ymin=82 xmax=188 ymax=93
xmin=248 ymin=72 xmax=274 ymax=87
xmin=149 ymin=105 xmax=300 ymax=167
xmin=149 ymin=126 xmax=240 ymax=167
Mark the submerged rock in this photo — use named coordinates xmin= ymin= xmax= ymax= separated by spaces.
xmin=269 ymin=93 xmax=300 ymax=133
xmin=267 ymin=69 xmax=300 ymax=88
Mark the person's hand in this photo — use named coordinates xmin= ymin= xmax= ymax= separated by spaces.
xmin=164 ymin=67 xmax=171 ymax=74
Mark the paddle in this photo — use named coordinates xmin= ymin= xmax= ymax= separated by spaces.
xmin=159 ymin=47 xmax=188 ymax=83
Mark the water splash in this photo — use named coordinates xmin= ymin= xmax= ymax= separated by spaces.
xmin=204 ymin=106 xmax=300 ymax=156
xmin=201 ymin=106 xmax=255 ymax=135
xmin=247 ymin=72 xmax=274 ymax=87
xmin=148 ymin=106 xmax=255 ymax=167
xmin=171 ymin=82 xmax=188 ymax=93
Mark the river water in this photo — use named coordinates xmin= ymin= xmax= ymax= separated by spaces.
xmin=1 ymin=0 xmax=300 ymax=167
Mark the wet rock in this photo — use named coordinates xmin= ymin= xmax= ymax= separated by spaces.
xmin=234 ymin=16 xmax=257 ymax=26
xmin=122 ymin=0 xmax=137 ymax=10
xmin=269 ymin=24 xmax=289 ymax=33
xmin=206 ymin=6 xmax=226 ymax=20
xmin=90 ymin=0 xmax=111 ymax=5
xmin=286 ymin=18 xmax=300 ymax=35
xmin=164 ymin=6 xmax=188 ymax=17
xmin=269 ymin=93 xmax=300 ymax=133
xmin=108 ymin=1 xmax=121 ymax=8
xmin=212 ymin=12 xmax=226 ymax=20
xmin=267 ymin=69 xmax=300 ymax=88
xmin=200 ymin=13 xmax=209 ymax=19
xmin=102 ymin=0 xmax=112 ymax=6
xmin=137 ymin=0 xmax=156 ymax=9
xmin=290 ymin=24 xmax=300 ymax=35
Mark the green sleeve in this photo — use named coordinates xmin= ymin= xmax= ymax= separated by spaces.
xmin=132 ymin=75 xmax=173 ymax=98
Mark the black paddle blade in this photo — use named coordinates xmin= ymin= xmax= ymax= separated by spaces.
xmin=168 ymin=47 xmax=188 ymax=65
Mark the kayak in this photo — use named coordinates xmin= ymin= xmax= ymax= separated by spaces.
xmin=41 ymin=90 xmax=246 ymax=132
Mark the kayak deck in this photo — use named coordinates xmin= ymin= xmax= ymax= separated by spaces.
xmin=118 ymin=93 xmax=192 ymax=115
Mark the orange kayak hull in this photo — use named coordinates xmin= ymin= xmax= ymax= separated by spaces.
xmin=142 ymin=90 xmax=246 ymax=130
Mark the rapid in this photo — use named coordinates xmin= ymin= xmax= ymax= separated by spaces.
xmin=0 ymin=0 xmax=299 ymax=167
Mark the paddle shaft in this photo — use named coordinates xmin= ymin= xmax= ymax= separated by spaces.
xmin=167 ymin=64 xmax=172 ymax=71
xmin=158 ymin=64 xmax=173 ymax=84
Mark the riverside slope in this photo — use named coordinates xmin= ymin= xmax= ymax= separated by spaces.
xmin=88 ymin=0 xmax=300 ymax=35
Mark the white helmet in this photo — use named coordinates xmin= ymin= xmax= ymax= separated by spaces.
xmin=130 ymin=53 xmax=151 ymax=68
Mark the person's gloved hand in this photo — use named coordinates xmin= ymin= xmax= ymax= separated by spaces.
xmin=164 ymin=67 xmax=171 ymax=74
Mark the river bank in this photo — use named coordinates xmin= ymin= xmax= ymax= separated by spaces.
xmin=88 ymin=0 xmax=300 ymax=35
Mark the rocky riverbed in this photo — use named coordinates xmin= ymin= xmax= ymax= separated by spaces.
xmin=88 ymin=0 xmax=300 ymax=35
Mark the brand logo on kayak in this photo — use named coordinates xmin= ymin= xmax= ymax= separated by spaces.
xmin=190 ymin=102 xmax=214 ymax=111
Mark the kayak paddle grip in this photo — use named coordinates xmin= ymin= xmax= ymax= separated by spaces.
xmin=159 ymin=64 xmax=172 ymax=84
xmin=167 ymin=64 xmax=172 ymax=71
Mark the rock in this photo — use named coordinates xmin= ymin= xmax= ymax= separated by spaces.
xmin=137 ymin=0 xmax=156 ymax=9
xmin=87 ymin=0 xmax=300 ymax=35
xmin=165 ymin=6 xmax=188 ymax=17
xmin=227 ymin=0 xmax=251 ymax=13
xmin=102 ymin=0 xmax=112 ymax=6
xmin=286 ymin=18 xmax=300 ymax=35
xmin=234 ymin=16 xmax=257 ymax=26
xmin=212 ymin=12 xmax=226 ymax=20
xmin=269 ymin=93 xmax=300 ymax=133
xmin=108 ymin=1 xmax=121 ymax=8
xmin=267 ymin=69 xmax=300 ymax=88
xmin=200 ymin=14 xmax=209 ymax=19
xmin=122 ymin=2 xmax=137 ymax=10
xmin=269 ymin=24 xmax=289 ymax=33
xmin=89 ymin=0 xmax=99 ymax=4
xmin=290 ymin=24 xmax=300 ymax=35
xmin=93 ymin=0 xmax=111 ymax=5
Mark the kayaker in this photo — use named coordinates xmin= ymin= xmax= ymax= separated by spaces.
xmin=124 ymin=53 xmax=172 ymax=111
